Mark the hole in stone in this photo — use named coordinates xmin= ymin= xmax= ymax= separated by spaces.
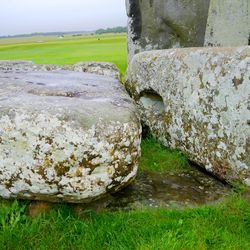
xmin=139 ymin=90 xmax=165 ymax=114
xmin=139 ymin=90 xmax=165 ymax=138
xmin=248 ymin=34 xmax=250 ymax=45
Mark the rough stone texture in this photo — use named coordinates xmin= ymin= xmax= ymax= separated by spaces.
xmin=0 ymin=60 xmax=121 ymax=80
xmin=126 ymin=0 xmax=211 ymax=61
xmin=125 ymin=46 xmax=250 ymax=185
xmin=0 ymin=70 xmax=141 ymax=203
xmin=205 ymin=0 xmax=250 ymax=47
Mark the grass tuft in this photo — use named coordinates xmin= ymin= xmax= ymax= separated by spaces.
xmin=140 ymin=138 xmax=189 ymax=173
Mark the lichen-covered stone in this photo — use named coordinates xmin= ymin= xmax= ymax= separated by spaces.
xmin=0 ymin=60 xmax=121 ymax=80
xmin=205 ymin=0 xmax=250 ymax=47
xmin=126 ymin=0 xmax=211 ymax=61
xmin=125 ymin=46 xmax=250 ymax=185
xmin=0 ymin=70 xmax=141 ymax=203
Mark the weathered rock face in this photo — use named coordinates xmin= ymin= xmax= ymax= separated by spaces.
xmin=0 ymin=60 xmax=121 ymax=80
xmin=0 ymin=70 xmax=141 ymax=203
xmin=126 ymin=0 xmax=211 ymax=61
xmin=126 ymin=0 xmax=250 ymax=61
xmin=125 ymin=46 xmax=250 ymax=185
xmin=204 ymin=0 xmax=250 ymax=47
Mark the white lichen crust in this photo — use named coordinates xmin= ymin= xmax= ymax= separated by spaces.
xmin=0 ymin=71 xmax=141 ymax=203
xmin=126 ymin=46 xmax=250 ymax=185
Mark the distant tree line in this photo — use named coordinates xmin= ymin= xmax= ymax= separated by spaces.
xmin=95 ymin=26 xmax=127 ymax=35
xmin=0 ymin=27 xmax=127 ymax=39
xmin=0 ymin=31 xmax=91 ymax=39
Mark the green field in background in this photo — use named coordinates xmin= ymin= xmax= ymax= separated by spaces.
xmin=0 ymin=34 xmax=127 ymax=76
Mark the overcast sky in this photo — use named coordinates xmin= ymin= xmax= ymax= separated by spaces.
xmin=0 ymin=0 xmax=127 ymax=36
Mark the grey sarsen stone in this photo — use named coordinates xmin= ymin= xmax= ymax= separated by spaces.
xmin=126 ymin=46 xmax=250 ymax=185
xmin=0 ymin=69 xmax=141 ymax=203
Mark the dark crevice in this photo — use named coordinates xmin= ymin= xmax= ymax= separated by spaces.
xmin=188 ymin=160 xmax=229 ymax=186
xmin=127 ymin=0 xmax=142 ymax=41
xmin=141 ymin=123 xmax=151 ymax=139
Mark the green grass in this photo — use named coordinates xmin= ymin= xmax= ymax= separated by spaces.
xmin=0 ymin=35 xmax=249 ymax=249
xmin=0 ymin=194 xmax=249 ymax=250
xmin=0 ymin=34 xmax=127 ymax=76
xmin=140 ymin=138 xmax=189 ymax=173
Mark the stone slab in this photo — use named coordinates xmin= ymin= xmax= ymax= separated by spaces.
xmin=126 ymin=46 xmax=250 ymax=185
xmin=0 ymin=70 xmax=141 ymax=203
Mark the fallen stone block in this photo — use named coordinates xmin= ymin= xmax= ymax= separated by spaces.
xmin=0 ymin=70 xmax=141 ymax=203
xmin=126 ymin=46 xmax=250 ymax=185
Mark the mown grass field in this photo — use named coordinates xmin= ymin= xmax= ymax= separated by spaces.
xmin=0 ymin=35 xmax=249 ymax=250
xmin=0 ymin=34 xmax=127 ymax=76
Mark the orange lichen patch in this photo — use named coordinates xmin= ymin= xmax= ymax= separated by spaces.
xmin=75 ymin=168 xmax=83 ymax=177
xmin=43 ymin=156 xmax=50 ymax=167
xmin=54 ymin=161 xmax=70 ymax=176
xmin=232 ymin=74 xmax=244 ymax=89
xmin=70 ymin=154 xmax=76 ymax=161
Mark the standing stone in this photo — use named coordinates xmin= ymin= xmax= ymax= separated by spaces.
xmin=125 ymin=46 xmax=250 ymax=186
xmin=205 ymin=0 xmax=250 ymax=47
xmin=126 ymin=0 xmax=211 ymax=61
xmin=0 ymin=70 xmax=141 ymax=203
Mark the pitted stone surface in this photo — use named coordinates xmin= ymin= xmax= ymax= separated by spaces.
xmin=125 ymin=46 xmax=250 ymax=185
xmin=0 ymin=71 xmax=141 ymax=203
xmin=0 ymin=60 xmax=121 ymax=80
